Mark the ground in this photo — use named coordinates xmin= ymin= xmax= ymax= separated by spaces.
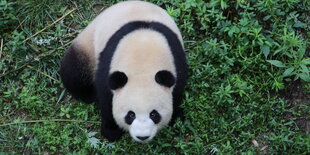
xmin=0 ymin=0 xmax=309 ymax=154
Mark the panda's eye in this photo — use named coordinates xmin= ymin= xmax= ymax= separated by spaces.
xmin=125 ymin=111 xmax=135 ymax=125
xmin=150 ymin=110 xmax=161 ymax=124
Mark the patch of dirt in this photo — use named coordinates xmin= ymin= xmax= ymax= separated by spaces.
xmin=280 ymin=80 xmax=310 ymax=134
xmin=92 ymin=4 xmax=106 ymax=14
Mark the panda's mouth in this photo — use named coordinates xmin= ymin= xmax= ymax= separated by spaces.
xmin=137 ymin=136 xmax=150 ymax=141
xmin=133 ymin=136 xmax=151 ymax=143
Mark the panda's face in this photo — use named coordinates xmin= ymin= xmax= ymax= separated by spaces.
xmin=124 ymin=109 xmax=162 ymax=142
xmin=109 ymin=70 xmax=175 ymax=142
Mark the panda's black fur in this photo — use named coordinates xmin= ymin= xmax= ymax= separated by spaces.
xmin=60 ymin=45 xmax=96 ymax=103
xmin=60 ymin=3 xmax=188 ymax=142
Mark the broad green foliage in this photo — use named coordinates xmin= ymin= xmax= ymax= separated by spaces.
xmin=0 ymin=0 xmax=18 ymax=34
xmin=0 ymin=0 xmax=309 ymax=154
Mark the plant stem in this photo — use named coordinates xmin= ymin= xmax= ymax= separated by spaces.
xmin=0 ymin=119 xmax=100 ymax=127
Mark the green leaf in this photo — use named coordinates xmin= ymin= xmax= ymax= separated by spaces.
xmin=56 ymin=89 xmax=66 ymax=104
xmin=220 ymin=0 xmax=228 ymax=9
xmin=293 ymin=21 xmax=306 ymax=28
xmin=283 ymin=67 xmax=294 ymax=77
xmin=300 ymin=64 xmax=309 ymax=73
xmin=302 ymin=58 xmax=310 ymax=65
xmin=275 ymin=9 xmax=285 ymax=16
xmin=299 ymin=73 xmax=310 ymax=82
xmin=228 ymin=26 xmax=239 ymax=37
xmin=261 ymin=45 xmax=270 ymax=59
xmin=87 ymin=137 xmax=100 ymax=149
xmin=266 ymin=60 xmax=286 ymax=68
xmin=239 ymin=18 xmax=248 ymax=26
xmin=263 ymin=15 xmax=271 ymax=21
xmin=87 ymin=132 xmax=97 ymax=137
xmin=228 ymin=29 xmax=234 ymax=37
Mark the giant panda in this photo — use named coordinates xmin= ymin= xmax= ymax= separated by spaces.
xmin=60 ymin=0 xmax=188 ymax=143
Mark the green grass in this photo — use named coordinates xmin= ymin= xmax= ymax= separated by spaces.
xmin=1 ymin=0 xmax=309 ymax=154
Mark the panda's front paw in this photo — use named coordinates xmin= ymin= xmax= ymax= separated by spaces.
xmin=101 ymin=125 xmax=124 ymax=141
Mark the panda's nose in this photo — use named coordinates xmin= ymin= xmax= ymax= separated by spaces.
xmin=137 ymin=136 xmax=149 ymax=141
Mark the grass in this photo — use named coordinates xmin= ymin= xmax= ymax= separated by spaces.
xmin=0 ymin=0 xmax=309 ymax=154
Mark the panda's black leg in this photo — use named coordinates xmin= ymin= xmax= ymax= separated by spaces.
xmin=169 ymin=90 xmax=185 ymax=126
xmin=174 ymin=106 xmax=185 ymax=121
xmin=60 ymin=44 xmax=96 ymax=103
xmin=169 ymin=104 xmax=184 ymax=126
xmin=101 ymin=119 xmax=124 ymax=141
xmin=99 ymin=93 xmax=124 ymax=141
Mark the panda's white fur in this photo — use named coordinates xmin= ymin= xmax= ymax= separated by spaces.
xmin=60 ymin=0 xmax=187 ymax=143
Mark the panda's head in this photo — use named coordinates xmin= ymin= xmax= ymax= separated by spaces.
xmin=109 ymin=70 xmax=175 ymax=143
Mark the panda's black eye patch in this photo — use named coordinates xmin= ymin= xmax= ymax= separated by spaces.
xmin=150 ymin=110 xmax=161 ymax=124
xmin=109 ymin=71 xmax=128 ymax=90
xmin=125 ymin=111 xmax=135 ymax=125
xmin=155 ymin=70 xmax=175 ymax=88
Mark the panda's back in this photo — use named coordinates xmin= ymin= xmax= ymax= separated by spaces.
xmin=74 ymin=1 xmax=183 ymax=68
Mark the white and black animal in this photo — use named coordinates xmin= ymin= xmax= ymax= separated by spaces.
xmin=60 ymin=1 xmax=188 ymax=143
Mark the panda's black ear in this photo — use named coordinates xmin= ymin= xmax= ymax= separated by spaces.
xmin=155 ymin=70 xmax=175 ymax=88
xmin=109 ymin=71 xmax=128 ymax=90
